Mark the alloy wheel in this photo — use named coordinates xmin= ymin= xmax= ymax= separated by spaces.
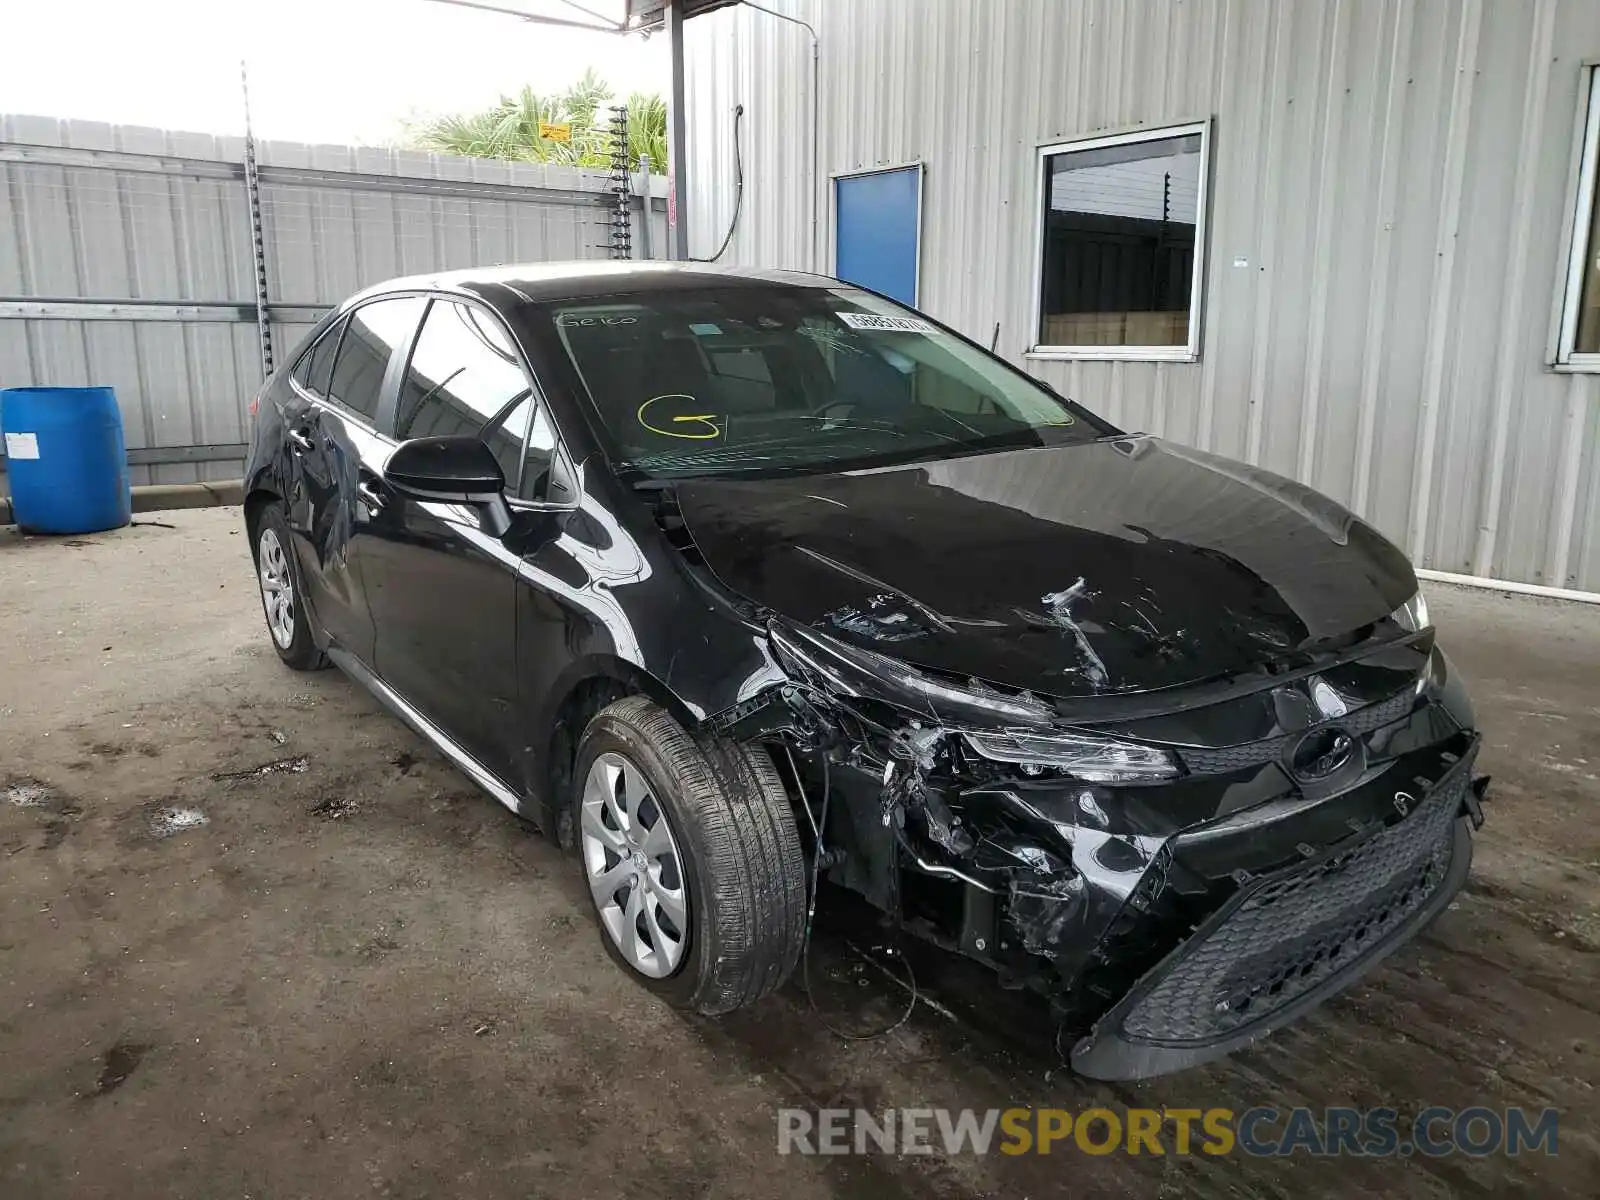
xmin=257 ymin=526 xmax=297 ymax=650
xmin=580 ymin=751 xmax=690 ymax=978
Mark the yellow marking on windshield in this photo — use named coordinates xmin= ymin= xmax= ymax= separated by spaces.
xmin=638 ymin=394 xmax=724 ymax=440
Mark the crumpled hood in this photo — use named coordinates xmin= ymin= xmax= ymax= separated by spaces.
xmin=673 ymin=437 xmax=1417 ymax=699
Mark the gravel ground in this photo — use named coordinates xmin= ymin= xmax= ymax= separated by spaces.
xmin=1 ymin=507 xmax=1597 ymax=1198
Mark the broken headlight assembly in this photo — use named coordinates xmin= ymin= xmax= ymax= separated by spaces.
xmin=1390 ymin=590 xmax=1430 ymax=633
xmin=963 ymin=730 xmax=1180 ymax=783
xmin=768 ymin=618 xmax=1179 ymax=783
xmin=768 ymin=618 xmax=1057 ymax=728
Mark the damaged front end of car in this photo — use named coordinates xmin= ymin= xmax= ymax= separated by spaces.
xmin=710 ymin=611 xmax=1488 ymax=1081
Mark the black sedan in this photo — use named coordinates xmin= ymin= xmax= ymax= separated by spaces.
xmin=243 ymin=262 xmax=1486 ymax=1079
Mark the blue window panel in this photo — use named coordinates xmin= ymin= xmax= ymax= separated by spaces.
xmin=834 ymin=167 xmax=921 ymax=306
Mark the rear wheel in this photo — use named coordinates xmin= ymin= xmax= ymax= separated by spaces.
xmin=252 ymin=503 xmax=327 ymax=671
xmin=574 ymin=696 xmax=806 ymax=1014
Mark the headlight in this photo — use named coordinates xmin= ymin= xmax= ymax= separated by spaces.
xmin=1391 ymin=590 xmax=1430 ymax=633
xmin=964 ymin=731 xmax=1179 ymax=783
xmin=769 ymin=618 xmax=1056 ymax=728
xmin=769 ymin=617 xmax=1178 ymax=781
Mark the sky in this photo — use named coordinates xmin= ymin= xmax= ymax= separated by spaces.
xmin=0 ymin=0 xmax=668 ymax=145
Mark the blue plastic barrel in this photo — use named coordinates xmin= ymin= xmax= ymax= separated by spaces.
xmin=0 ymin=386 xmax=132 ymax=534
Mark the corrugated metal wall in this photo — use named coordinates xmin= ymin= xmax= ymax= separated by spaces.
xmin=684 ymin=0 xmax=1600 ymax=593
xmin=0 ymin=114 xmax=667 ymax=487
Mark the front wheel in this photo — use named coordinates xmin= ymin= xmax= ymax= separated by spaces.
xmin=252 ymin=503 xmax=327 ymax=672
xmin=574 ymin=696 xmax=807 ymax=1014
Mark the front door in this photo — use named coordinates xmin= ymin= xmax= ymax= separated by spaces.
xmin=359 ymin=298 xmax=531 ymax=780
xmin=834 ymin=165 xmax=923 ymax=305
xmin=283 ymin=296 xmax=424 ymax=665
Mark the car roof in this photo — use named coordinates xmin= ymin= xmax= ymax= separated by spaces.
xmin=349 ymin=261 xmax=838 ymax=308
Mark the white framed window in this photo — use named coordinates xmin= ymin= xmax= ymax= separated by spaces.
xmin=1029 ymin=121 xmax=1210 ymax=362
xmin=1556 ymin=66 xmax=1600 ymax=372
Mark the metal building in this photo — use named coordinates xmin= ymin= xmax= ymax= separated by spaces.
xmin=679 ymin=0 xmax=1600 ymax=596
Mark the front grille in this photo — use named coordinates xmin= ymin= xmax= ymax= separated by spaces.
xmin=1176 ymin=687 xmax=1416 ymax=776
xmin=1118 ymin=748 xmax=1471 ymax=1044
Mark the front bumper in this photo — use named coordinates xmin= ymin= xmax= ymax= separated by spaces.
xmin=1070 ymin=740 xmax=1480 ymax=1080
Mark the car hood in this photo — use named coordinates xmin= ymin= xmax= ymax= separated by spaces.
xmin=673 ymin=437 xmax=1418 ymax=699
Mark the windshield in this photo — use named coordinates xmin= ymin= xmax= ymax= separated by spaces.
xmin=530 ymin=285 xmax=1113 ymax=480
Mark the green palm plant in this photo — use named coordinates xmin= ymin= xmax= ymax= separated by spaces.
xmin=624 ymin=92 xmax=668 ymax=171
xmin=410 ymin=69 xmax=667 ymax=171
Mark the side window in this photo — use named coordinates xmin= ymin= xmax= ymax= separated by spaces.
xmin=1558 ymin=66 xmax=1600 ymax=369
xmin=292 ymin=316 xmax=346 ymax=396
xmin=488 ymin=395 xmax=535 ymax=492
xmin=396 ymin=300 xmax=536 ymax=489
xmin=327 ymin=297 xmax=426 ymax=421
xmin=519 ymin=404 xmax=560 ymax=502
xmin=289 ymin=344 xmax=314 ymax=390
xmin=1034 ymin=122 xmax=1210 ymax=360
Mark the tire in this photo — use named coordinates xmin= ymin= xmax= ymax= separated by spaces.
xmin=573 ymin=696 xmax=807 ymax=1015
xmin=251 ymin=502 xmax=328 ymax=672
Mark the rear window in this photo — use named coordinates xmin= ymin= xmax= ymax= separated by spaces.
xmin=292 ymin=317 xmax=345 ymax=396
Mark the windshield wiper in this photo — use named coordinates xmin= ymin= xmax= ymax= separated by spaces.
xmin=633 ymin=445 xmax=787 ymax=474
xmin=632 ymin=423 xmax=928 ymax=475
xmin=643 ymin=461 xmax=784 ymax=476
xmin=625 ymin=417 xmax=1052 ymax=482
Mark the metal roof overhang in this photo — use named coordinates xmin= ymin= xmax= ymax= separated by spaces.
xmin=625 ymin=0 xmax=741 ymax=29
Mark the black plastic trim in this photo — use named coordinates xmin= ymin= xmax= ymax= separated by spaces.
xmin=1070 ymin=752 xmax=1480 ymax=1080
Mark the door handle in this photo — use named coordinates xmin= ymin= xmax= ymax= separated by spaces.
xmin=287 ymin=426 xmax=315 ymax=453
xmin=357 ymin=480 xmax=385 ymax=512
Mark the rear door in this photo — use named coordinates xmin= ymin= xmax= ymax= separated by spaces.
xmin=358 ymin=297 xmax=535 ymax=778
xmin=285 ymin=295 xmax=426 ymax=666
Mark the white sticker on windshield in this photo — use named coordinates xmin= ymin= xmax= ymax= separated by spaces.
xmin=836 ymin=312 xmax=935 ymax=334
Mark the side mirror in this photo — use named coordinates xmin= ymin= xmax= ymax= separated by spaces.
xmin=384 ymin=435 xmax=512 ymax=537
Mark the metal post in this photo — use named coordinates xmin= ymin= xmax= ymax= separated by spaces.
xmin=664 ymin=0 xmax=689 ymax=260
xmin=605 ymin=105 xmax=633 ymax=260
xmin=240 ymin=62 xmax=274 ymax=379
xmin=638 ymin=153 xmax=654 ymax=260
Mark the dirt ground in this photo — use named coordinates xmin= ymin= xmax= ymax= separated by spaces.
xmin=1 ymin=507 xmax=1597 ymax=1198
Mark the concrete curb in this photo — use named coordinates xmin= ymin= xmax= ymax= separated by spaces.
xmin=0 ymin=479 xmax=244 ymax=527
xmin=132 ymin=480 xmax=245 ymax=513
